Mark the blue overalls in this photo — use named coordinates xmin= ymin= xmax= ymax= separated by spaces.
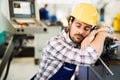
xmin=31 ymin=62 xmax=76 ymax=80
xmin=50 ymin=62 xmax=76 ymax=80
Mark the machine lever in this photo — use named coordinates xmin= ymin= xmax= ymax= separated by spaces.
xmin=99 ymin=57 xmax=114 ymax=75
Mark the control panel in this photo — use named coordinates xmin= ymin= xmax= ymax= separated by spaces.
xmin=10 ymin=18 xmax=47 ymax=34
xmin=9 ymin=0 xmax=47 ymax=34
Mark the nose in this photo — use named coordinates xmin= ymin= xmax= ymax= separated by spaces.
xmin=78 ymin=27 xmax=85 ymax=34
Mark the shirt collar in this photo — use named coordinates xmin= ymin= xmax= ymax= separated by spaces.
xmin=61 ymin=29 xmax=78 ymax=47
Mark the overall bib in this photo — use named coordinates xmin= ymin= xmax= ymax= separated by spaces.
xmin=50 ymin=62 xmax=76 ymax=80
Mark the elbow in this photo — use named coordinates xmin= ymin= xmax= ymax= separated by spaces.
xmin=91 ymin=58 xmax=99 ymax=65
xmin=81 ymin=58 xmax=99 ymax=66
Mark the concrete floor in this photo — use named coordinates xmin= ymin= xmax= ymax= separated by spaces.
xmin=0 ymin=32 xmax=120 ymax=80
xmin=0 ymin=58 xmax=39 ymax=80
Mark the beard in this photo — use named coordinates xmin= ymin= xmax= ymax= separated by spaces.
xmin=69 ymin=32 xmax=85 ymax=44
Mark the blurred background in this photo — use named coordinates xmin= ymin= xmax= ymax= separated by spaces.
xmin=0 ymin=0 xmax=120 ymax=80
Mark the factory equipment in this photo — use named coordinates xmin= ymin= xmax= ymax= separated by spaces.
xmin=0 ymin=0 xmax=48 ymax=79
xmin=75 ymin=37 xmax=120 ymax=80
xmin=113 ymin=13 xmax=120 ymax=32
xmin=8 ymin=0 xmax=47 ymax=34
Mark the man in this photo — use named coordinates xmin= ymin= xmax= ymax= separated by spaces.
xmin=32 ymin=3 xmax=114 ymax=80
xmin=39 ymin=4 xmax=49 ymax=20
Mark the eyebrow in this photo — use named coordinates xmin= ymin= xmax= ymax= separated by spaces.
xmin=76 ymin=22 xmax=92 ymax=28
xmin=86 ymin=25 xmax=92 ymax=28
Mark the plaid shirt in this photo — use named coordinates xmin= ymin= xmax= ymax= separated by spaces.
xmin=34 ymin=29 xmax=98 ymax=80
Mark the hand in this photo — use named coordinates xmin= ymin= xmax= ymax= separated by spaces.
xmin=96 ymin=25 xmax=114 ymax=34
xmin=81 ymin=30 xmax=97 ymax=50
xmin=98 ymin=31 xmax=115 ymax=40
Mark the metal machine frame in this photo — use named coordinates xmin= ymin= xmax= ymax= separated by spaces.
xmin=0 ymin=0 xmax=47 ymax=79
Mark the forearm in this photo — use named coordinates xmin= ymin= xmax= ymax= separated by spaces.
xmin=90 ymin=32 xmax=108 ymax=56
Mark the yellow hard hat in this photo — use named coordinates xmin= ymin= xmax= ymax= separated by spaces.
xmin=71 ymin=3 xmax=98 ymax=25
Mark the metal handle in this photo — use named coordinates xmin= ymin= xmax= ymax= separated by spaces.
xmin=99 ymin=57 xmax=114 ymax=75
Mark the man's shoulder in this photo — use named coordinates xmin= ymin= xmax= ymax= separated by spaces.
xmin=48 ymin=32 xmax=66 ymax=44
xmin=40 ymin=8 xmax=45 ymax=11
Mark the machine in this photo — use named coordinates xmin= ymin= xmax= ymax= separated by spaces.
xmin=0 ymin=0 xmax=48 ymax=80
xmin=9 ymin=0 xmax=47 ymax=34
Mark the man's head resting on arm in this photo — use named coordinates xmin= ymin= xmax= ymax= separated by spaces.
xmin=66 ymin=3 xmax=98 ymax=44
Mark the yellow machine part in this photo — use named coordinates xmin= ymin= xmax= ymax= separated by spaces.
xmin=113 ymin=13 xmax=120 ymax=32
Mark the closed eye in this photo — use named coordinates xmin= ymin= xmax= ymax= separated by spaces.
xmin=84 ymin=26 xmax=92 ymax=31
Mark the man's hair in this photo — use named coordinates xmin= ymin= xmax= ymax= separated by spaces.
xmin=68 ymin=16 xmax=75 ymax=24
xmin=44 ymin=4 xmax=48 ymax=8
